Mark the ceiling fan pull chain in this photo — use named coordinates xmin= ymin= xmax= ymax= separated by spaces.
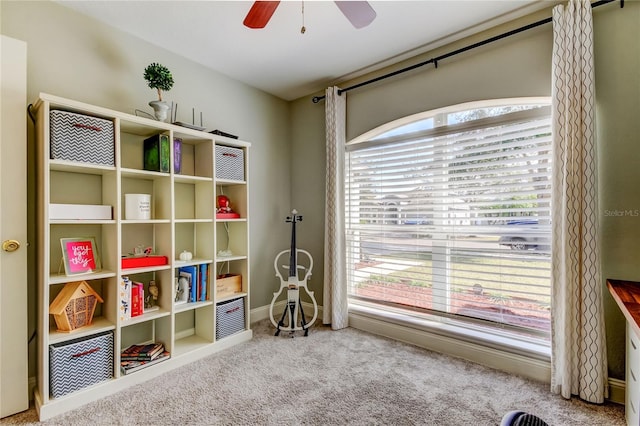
xmin=300 ymin=1 xmax=306 ymax=34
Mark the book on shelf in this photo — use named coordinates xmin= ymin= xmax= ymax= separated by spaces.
xmin=130 ymin=281 xmax=144 ymax=317
xmin=199 ymin=263 xmax=208 ymax=302
xmin=119 ymin=276 xmax=132 ymax=321
xmin=121 ymin=342 xmax=164 ymax=361
xmin=143 ymin=133 xmax=170 ymax=173
xmin=120 ymin=350 xmax=170 ymax=375
xmin=174 ymin=137 xmax=182 ymax=174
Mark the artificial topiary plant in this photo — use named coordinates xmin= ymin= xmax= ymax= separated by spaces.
xmin=143 ymin=62 xmax=174 ymax=102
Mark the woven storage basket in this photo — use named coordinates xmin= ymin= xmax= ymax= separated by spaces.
xmin=216 ymin=297 xmax=245 ymax=339
xmin=50 ymin=110 xmax=115 ymax=166
xmin=49 ymin=331 xmax=113 ymax=398
xmin=215 ymin=145 xmax=244 ymax=181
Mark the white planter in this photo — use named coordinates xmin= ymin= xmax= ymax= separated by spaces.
xmin=148 ymin=100 xmax=170 ymax=121
xmin=125 ymin=193 xmax=151 ymax=220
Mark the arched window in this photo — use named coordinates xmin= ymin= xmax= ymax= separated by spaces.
xmin=345 ymin=98 xmax=552 ymax=339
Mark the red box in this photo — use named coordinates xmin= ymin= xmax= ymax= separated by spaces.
xmin=121 ymin=255 xmax=168 ymax=269
xmin=216 ymin=212 xmax=240 ymax=219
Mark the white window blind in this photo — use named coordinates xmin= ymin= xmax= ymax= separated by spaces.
xmin=345 ymin=104 xmax=552 ymax=337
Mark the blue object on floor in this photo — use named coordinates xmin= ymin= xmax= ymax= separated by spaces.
xmin=501 ymin=410 xmax=549 ymax=426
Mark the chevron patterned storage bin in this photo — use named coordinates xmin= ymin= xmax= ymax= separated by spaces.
xmin=50 ymin=110 xmax=115 ymax=166
xmin=215 ymin=145 xmax=244 ymax=181
xmin=216 ymin=297 xmax=245 ymax=339
xmin=49 ymin=331 xmax=113 ymax=398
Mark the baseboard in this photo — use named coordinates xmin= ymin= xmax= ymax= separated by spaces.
xmin=250 ymin=302 xmax=278 ymax=323
xmin=29 ymin=376 xmax=36 ymax=402
xmin=251 ymin=300 xmax=323 ymax=324
xmin=608 ymin=377 xmax=625 ymax=405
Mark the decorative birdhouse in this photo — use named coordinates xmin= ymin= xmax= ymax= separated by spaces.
xmin=49 ymin=281 xmax=104 ymax=332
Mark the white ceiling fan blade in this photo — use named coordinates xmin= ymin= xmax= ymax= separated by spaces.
xmin=334 ymin=1 xmax=377 ymax=29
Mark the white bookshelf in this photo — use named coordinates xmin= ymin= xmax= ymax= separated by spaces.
xmin=33 ymin=93 xmax=252 ymax=420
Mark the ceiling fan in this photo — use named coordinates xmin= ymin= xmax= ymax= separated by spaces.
xmin=243 ymin=1 xmax=377 ymax=30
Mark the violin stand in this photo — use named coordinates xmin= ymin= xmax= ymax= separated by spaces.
xmin=274 ymin=286 xmax=311 ymax=337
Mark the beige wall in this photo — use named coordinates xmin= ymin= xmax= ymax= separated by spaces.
xmin=290 ymin=2 xmax=639 ymax=380
xmin=1 ymin=0 xmax=293 ymax=377
xmin=595 ymin=0 xmax=640 ymax=382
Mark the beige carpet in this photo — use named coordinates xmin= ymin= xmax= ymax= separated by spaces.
xmin=2 ymin=319 xmax=625 ymax=425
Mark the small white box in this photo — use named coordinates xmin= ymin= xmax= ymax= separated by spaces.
xmin=50 ymin=204 xmax=112 ymax=220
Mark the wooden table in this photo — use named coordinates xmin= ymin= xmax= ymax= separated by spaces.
xmin=608 ymin=279 xmax=640 ymax=337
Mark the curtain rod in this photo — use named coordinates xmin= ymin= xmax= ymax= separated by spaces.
xmin=311 ymin=0 xmax=622 ymax=103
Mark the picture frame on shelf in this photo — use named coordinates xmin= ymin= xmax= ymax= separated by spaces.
xmin=60 ymin=237 xmax=101 ymax=276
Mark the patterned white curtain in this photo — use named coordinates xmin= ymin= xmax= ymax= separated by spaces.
xmin=550 ymin=0 xmax=608 ymax=403
xmin=323 ymin=86 xmax=348 ymax=329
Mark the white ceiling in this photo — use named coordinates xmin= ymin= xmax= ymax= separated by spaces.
xmin=55 ymin=1 xmax=553 ymax=101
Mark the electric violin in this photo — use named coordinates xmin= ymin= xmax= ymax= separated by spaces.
xmin=269 ymin=209 xmax=318 ymax=336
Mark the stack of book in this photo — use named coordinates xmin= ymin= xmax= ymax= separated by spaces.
xmin=176 ymin=263 xmax=210 ymax=304
xmin=120 ymin=342 xmax=170 ymax=375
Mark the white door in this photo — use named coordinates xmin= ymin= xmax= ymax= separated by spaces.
xmin=0 ymin=35 xmax=29 ymax=418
